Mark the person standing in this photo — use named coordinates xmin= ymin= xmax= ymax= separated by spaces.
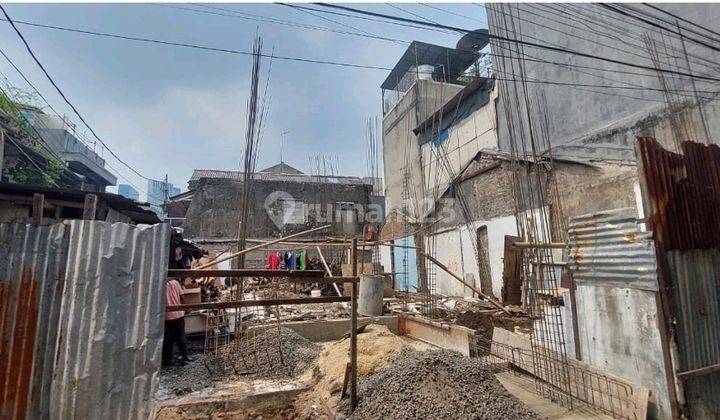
xmin=163 ymin=277 xmax=189 ymax=366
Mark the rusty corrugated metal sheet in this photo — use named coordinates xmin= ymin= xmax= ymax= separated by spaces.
xmin=567 ymin=207 xmax=657 ymax=291
xmin=637 ymin=137 xmax=720 ymax=419
xmin=0 ymin=223 xmax=68 ymax=420
xmin=636 ymin=137 xmax=720 ymax=250
xmin=0 ymin=220 xmax=169 ymax=420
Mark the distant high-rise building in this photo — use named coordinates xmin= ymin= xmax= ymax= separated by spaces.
xmin=147 ymin=179 xmax=167 ymax=207
xmin=117 ymin=184 xmax=139 ymax=201
xmin=169 ymin=186 xmax=181 ymax=198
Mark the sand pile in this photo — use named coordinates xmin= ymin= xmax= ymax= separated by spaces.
xmin=346 ymin=349 xmax=540 ymax=420
xmin=313 ymin=324 xmax=429 ymax=403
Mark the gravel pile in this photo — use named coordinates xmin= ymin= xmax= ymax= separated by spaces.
xmin=234 ymin=326 xmax=322 ymax=377
xmin=158 ymin=327 xmax=321 ymax=397
xmin=346 ymin=349 xmax=539 ymax=420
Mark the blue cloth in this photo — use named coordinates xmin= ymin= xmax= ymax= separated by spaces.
xmin=432 ymin=129 xmax=449 ymax=146
xmin=287 ymin=252 xmax=298 ymax=270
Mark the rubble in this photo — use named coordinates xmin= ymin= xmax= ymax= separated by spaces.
xmin=344 ymin=349 xmax=540 ymax=420
xmin=158 ymin=327 xmax=321 ymax=397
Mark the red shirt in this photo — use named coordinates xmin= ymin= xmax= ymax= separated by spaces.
xmin=165 ymin=279 xmax=184 ymax=321
xmin=268 ymin=252 xmax=281 ymax=270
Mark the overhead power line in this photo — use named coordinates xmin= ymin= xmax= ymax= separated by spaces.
xmin=599 ymin=3 xmax=720 ymax=53
xmin=0 ymin=16 xmax=392 ymax=71
xmin=312 ymin=3 xmax=720 ymax=83
xmin=643 ymin=3 xmax=720 ymax=40
xmin=1 ymin=12 xmax=716 ymax=105
xmin=0 ymin=5 xmax=153 ymax=181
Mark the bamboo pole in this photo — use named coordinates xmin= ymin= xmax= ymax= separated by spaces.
xmin=316 ymin=245 xmax=343 ymax=297
xmin=197 ymin=224 xmax=331 ymax=269
xmin=419 ymin=251 xmax=510 ymax=315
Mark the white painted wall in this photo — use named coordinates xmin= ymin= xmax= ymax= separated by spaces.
xmin=426 ymin=207 xmax=550 ymax=299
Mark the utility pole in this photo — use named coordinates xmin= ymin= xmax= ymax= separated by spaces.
xmin=163 ymin=174 xmax=169 ymax=217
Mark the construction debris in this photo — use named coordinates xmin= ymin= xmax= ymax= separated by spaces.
xmin=158 ymin=327 xmax=321 ymax=398
xmin=313 ymin=324 xmax=430 ymax=404
xmin=344 ymin=349 xmax=540 ymax=420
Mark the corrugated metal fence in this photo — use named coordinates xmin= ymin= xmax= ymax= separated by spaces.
xmin=637 ymin=137 xmax=720 ymax=419
xmin=0 ymin=220 xmax=169 ymax=420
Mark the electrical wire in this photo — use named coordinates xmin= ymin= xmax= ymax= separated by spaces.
xmin=0 ymin=5 xmax=153 ymax=182
xmin=385 ymin=3 xmax=439 ymax=25
xmin=643 ymin=3 xmax=720 ymax=40
xmin=0 ymin=49 xmax=163 ymax=201
xmin=0 ymin=16 xmax=393 ymax=71
xmin=420 ymin=3 xmax=487 ymax=26
xmin=3 ymin=132 xmax=60 ymax=187
xmin=600 ymin=3 xmax=720 ymax=53
xmin=313 ymin=3 xmax=720 ymax=83
xmin=2 ymin=6 xmax=717 ymax=104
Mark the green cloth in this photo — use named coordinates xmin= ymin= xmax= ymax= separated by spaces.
xmin=299 ymin=250 xmax=307 ymax=270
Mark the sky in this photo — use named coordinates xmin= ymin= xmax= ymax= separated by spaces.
xmin=0 ymin=2 xmax=487 ymax=201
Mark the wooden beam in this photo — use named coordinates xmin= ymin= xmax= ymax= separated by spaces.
xmin=82 ymin=193 xmax=98 ymax=220
xmin=419 ymin=251 xmax=510 ymax=315
xmin=168 ymin=269 xmax=326 ymax=278
xmin=350 ymin=237 xmax=358 ymax=410
xmin=513 ymin=242 xmax=566 ymax=249
xmin=32 ymin=193 xmax=44 ymax=226
xmin=166 ymin=295 xmax=350 ymax=312
xmin=197 ymin=224 xmax=332 ymax=269
xmin=316 ymin=245 xmax=343 ymax=297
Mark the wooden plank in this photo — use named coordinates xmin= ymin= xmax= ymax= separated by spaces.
xmin=168 ymin=269 xmax=326 ymax=278
xmin=165 ymin=295 xmax=350 ymax=312
xmin=350 ymin=238 xmax=358 ymax=410
xmin=32 ymin=193 xmax=44 ymax=225
xmin=502 ymin=235 xmax=523 ymax=305
xmin=513 ymin=242 xmax=566 ymax=249
xmin=82 ymin=193 xmax=98 ymax=220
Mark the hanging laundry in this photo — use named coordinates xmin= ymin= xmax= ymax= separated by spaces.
xmin=299 ymin=249 xmax=307 ymax=270
xmin=267 ymin=252 xmax=280 ymax=270
xmin=287 ymin=252 xmax=298 ymax=271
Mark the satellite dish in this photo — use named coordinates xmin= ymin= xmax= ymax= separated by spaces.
xmin=456 ymin=29 xmax=490 ymax=53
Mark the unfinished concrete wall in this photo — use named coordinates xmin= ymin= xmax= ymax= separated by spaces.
xmin=183 ymin=178 xmax=372 ymax=240
xmin=488 ymin=3 xmax=720 ymax=160
xmin=382 ymin=80 xmax=463 ymax=219
xmin=420 ymin=86 xmax=499 ymax=202
xmin=575 ymin=286 xmax=670 ymax=419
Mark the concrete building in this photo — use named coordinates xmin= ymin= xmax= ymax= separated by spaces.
xmin=30 ymin=113 xmax=117 ymax=191
xmin=483 ymin=5 xmax=720 ymax=419
xmin=117 ymin=184 xmax=139 ymax=201
xmin=183 ymin=164 xmax=376 ymax=241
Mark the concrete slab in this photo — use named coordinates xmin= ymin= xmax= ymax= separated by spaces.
xmin=249 ymin=315 xmax=399 ymax=342
xmin=397 ymin=315 xmax=474 ymax=356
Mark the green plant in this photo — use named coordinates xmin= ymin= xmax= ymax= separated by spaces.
xmin=5 ymin=157 xmax=64 ymax=188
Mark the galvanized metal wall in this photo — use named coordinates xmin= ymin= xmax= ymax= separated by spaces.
xmin=637 ymin=138 xmax=720 ymax=419
xmin=0 ymin=223 xmax=69 ymax=420
xmin=0 ymin=220 xmax=169 ymax=420
xmin=568 ymin=207 xmax=672 ymax=419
